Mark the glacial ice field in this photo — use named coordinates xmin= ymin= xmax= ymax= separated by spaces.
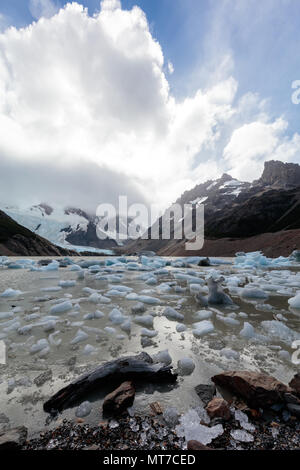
xmin=0 ymin=252 xmax=300 ymax=436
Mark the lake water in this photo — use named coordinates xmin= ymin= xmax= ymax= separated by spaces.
xmin=0 ymin=256 xmax=299 ymax=437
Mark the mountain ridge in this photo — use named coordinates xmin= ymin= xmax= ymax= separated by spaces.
xmin=127 ymin=160 xmax=300 ymax=256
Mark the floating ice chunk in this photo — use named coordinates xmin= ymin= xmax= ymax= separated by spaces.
xmin=82 ymin=344 xmax=96 ymax=355
xmin=126 ymin=293 xmax=139 ymax=301
xmin=104 ymin=326 xmax=116 ymax=335
xmin=194 ymin=310 xmax=212 ymax=320
xmin=216 ymin=315 xmax=240 ymax=326
xmin=137 ymin=295 xmax=160 ymax=305
xmin=75 ymin=401 xmax=92 ymax=418
xmin=134 ymin=315 xmax=154 ymax=328
xmin=176 ymin=323 xmax=187 ymax=332
xmin=70 ymin=329 xmax=89 ymax=345
xmin=0 ymin=312 xmax=14 ymax=320
xmin=154 ymin=268 xmax=169 ymax=275
xmin=88 ymin=293 xmax=102 ymax=303
xmin=140 ymin=328 xmax=158 ymax=337
xmin=163 ymin=307 xmax=184 ymax=321
xmin=43 ymin=261 xmax=59 ymax=271
xmin=288 ymin=293 xmax=300 ymax=309
xmin=7 ymin=263 xmax=23 ymax=269
xmin=220 ymin=348 xmax=240 ymax=361
xmin=226 ymin=276 xmax=242 ymax=287
xmin=30 ymin=339 xmax=49 ymax=355
xmin=69 ymin=264 xmax=82 ymax=271
xmin=192 ymin=320 xmax=214 ymax=337
xmin=240 ymin=288 xmax=268 ymax=300
xmin=98 ymin=295 xmax=111 ymax=304
xmin=83 ymin=287 xmax=96 ymax=294
xmin=230 ymin=429 xmax=254 ymax=442
xmin=120 ymin=319 xmax=131 ymax=333
xmin=59 ymin=280 xmax=76 ymax=288
xmin=50 ymin=301 xmax=72 ymax=315
xmin=152 ymin=349 xmax=172 ymax=365
xmin=83 ymin=310 xmax=105 ymax=320
xmin=17 ymin=325 xmax=32 ymax=335
xmin=106 ymin=289 xmax=127 ymax=297
xmin=175 ymin=409 xmax=223 ymax=445
xmin=0 ymin=288 xmax=22 ymax=298
xmin=238 ymin=312 xmax=248 ymax=318
xmin=240 ymin=322 xmax=255 ymax=339
xmin=108 ymin=308 xmax=127 ymax=325
xmin=177 ymin=358 xmax=195 ymax=376
xmin=109 ymin=285 xmax=133 ymax=293
xmin=3 ymin=321 xmax=21 ymax=333
xmin=82 ymin=325 xmax=103 ymax=335
xmin=146 ymin=277 xmax=157 ymax=285
xmin=157 ymin=283 xmax=172 ymax=293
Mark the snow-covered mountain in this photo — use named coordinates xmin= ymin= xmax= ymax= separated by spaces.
xmin=0 ymin=203 xmax=133 ymax=251
xmin=128 ymin=160 xmax=300 ymax=255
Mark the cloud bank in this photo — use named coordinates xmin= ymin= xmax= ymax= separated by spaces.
xmin=0 ymin=0 xmax=299 ymax=213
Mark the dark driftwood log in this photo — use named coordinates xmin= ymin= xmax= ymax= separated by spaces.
xmin=44 ymin=352 xmax=177 ymax=414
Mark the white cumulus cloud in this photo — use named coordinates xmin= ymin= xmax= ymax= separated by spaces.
xmin=224 ymin=118 xmax=300 ymax=181
xmin=0 ymin=1 xmax=299 ymax=214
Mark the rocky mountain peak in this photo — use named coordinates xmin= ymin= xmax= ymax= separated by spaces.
xmin=219 ymin=173 xmax=234 ymax=183
xmin=258 ymin=160 xmax=300 ymax=188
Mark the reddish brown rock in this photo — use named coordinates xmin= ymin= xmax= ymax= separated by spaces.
xmin=212 ymin=371 xmax=289 ymax=408
xmin=289 ymin=373 xmax=300 ymax=396
xmin=187 ymin=440 xmax=213 ymax=451
xmin=206 ymin=397 xmax=231 ymax=421
xmin=150 ymin=401 xmax=163 ymax=415
xmin=102 ymin=381 xmax=135 ymax=416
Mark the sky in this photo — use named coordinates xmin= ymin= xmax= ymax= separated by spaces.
xmin=0 ymin=0 xmax=299 ymax=214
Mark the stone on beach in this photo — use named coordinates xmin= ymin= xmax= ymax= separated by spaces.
xmin=103 ymin=381 xmax=135 ymax=416
xmin=206 ymin=397 xmax=231 ymax=421
xmin=195 ymin=384 xmax=216 ymax=407
xmin=187 ymin=440 xmax=213 ymax=450
xmin=212 ymin=370 xmax=289 ymax=408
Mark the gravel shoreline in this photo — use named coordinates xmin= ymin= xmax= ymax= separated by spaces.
xmin=22 ymin=411 xmax=300 ymax=451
